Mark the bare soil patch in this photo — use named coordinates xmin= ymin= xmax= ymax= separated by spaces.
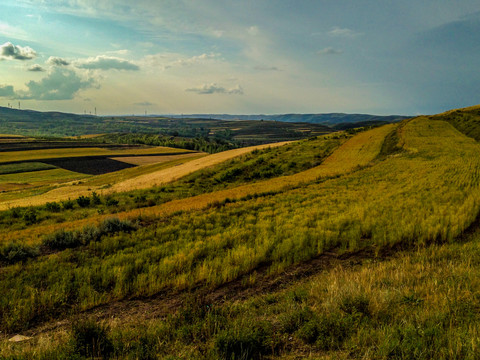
xmin=43 ymin=157 xmax=136 ymax=175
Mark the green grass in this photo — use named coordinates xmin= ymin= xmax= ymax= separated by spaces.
xmin=2 ymin=114 xmax=480 ymax=358
xmin=0 ymin=135 xmax=344 ymax=235
xmin=0 ymin=162 xmax=56 ymax=175
xmin=0 ymin=168 xmax=87 ymax=186
xmin=434 ymin=106 xmax=480 ymax=141
xmin=4 ymin=226 xmax=480 ymax=359
xmin=1 ymin=118 xmax=480 ymax=335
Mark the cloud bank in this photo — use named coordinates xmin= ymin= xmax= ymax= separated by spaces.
xmin=76 ymin=55 xmax=139 ymax=71
xmin=47 ymin=56 xmax=70 ymax=66
xmin=19 ymin=68 xmax=95 ymax=100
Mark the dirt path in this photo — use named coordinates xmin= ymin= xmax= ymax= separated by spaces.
xmin=18 ymin=246 xmax=381 ymax=339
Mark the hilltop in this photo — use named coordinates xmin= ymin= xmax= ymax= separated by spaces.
xmin=0 ymin=106 xmax=480 ymax=359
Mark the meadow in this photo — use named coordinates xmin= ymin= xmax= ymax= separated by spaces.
xmin=1 ymin=108 xmax=480 ymax=359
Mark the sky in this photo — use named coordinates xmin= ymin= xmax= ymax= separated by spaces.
xmin=0 ymin=0 xmax=479 ymax=116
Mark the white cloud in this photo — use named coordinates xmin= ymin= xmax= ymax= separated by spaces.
xmin=28 ymin=64 xmax=46 ymax=72
xmin=328 ymin=27 xmax=362 ymax=38
xmin=0 ymin=42 xmax=37 ymax=60
xmin=186 ymin=83 xmax=243 ymax=95
xmin=18 ymin=68 xmax=96 ymax=100
xmin=317 ymin=47 xmax=343 ymax=55
xmin=76 ymin=55 xmax=139 ymax=71
xmin=47 ymin=56 xmax=70 ymax=66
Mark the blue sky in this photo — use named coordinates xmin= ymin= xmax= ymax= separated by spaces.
xmin=0 ymin=0 xmax=479 ymax=115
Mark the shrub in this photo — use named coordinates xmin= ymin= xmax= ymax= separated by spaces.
xmin=9 ymin=207 xmax=21 ymax=218
xmin=91 ymin=192 xmax=102 ymax=205
xmin=297 ymin=314 xmax=351 ymax=350
xmin=23 ymin=208 xmax=38 ymax=225
xmin=76 ymin=196 xmax=90 ymax=208
xmin=76 ymin=225 xmax=101 ymax=243
xmin=215 ymin=322 xmax=273 ymax=360
xmin=105 ymin=197 xmax=119 ymax=207
xmin=71 ymin=319 xmax=113 ymax=359
xmin=99 ymin=218 xmax=136 ymax=234
xmin=43 ymin=229 xmax=82 ymax=250
xmin=42 ymin=218 xmax=136 ymax=251
xmin=340 ymin=294 xmax=371 ymax=317
xmin=0 ymin=242 xmax=38 ymax=264
xmin=62 ymin=199 xmax=75 ymax=210
xmin=45 ymin=201 xmax=61 ymax=212
xmin=279 ymin=307 xmax=314 ymax=334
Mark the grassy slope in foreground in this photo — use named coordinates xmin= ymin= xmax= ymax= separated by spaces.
xmin=2 ymin=117 xmax=480 ymax=337
xmin=6 ymin=220 xmax=480 ymax=359
xmin=2 ymin=116 xmax=480 ymax=358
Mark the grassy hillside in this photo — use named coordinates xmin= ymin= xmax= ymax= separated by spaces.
xmin=432 ymin=104 xmax=480 ymax=141
xmin=1 ymin=110 xmax=480 ymax=359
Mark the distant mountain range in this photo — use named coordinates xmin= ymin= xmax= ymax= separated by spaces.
xmin=0 ymin=106 xmax=410 ymax=137
xmin=165 ymin=113 xmax=410 ymax=126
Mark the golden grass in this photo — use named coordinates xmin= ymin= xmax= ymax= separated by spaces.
xmin=1 ymin=126 xmax=390 ymax=244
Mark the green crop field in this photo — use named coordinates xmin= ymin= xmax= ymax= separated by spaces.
xmin=1 ymin=108 xmax=480 ymax=359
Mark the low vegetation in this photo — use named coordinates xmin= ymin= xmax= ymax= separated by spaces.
xmin=1 ymin=108 xmax=480 ymax=358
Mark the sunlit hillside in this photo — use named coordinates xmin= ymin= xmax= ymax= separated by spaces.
xmin=2 ymin=107 xmax=480 ymax=359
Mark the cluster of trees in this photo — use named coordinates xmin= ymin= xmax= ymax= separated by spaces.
xmin=97 ymin=133 xmax=236 ymax=153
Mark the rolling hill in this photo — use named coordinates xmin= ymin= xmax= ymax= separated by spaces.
xmin=166 ymin=112 xmax=410 ymax=125
xmin=1 ymin=106 xmax=480 ymax=359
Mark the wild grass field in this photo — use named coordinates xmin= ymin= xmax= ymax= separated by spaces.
xmin=1 ymin=108 xmax=480 ymax=359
